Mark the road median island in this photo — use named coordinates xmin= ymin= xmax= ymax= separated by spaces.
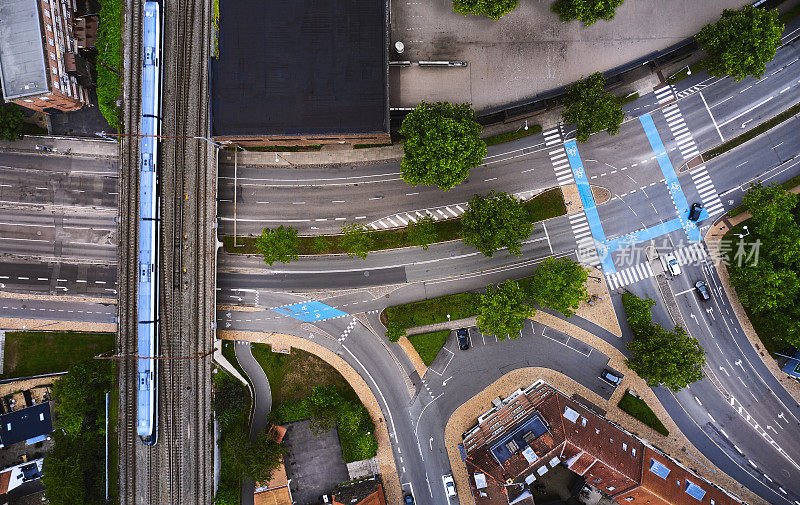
xmin=217 ymin=330 xmax=402 ymax=504
xmin=686 ymin=100 xmax=800 ymax=175
xmin=617 ymin=389 xmax=669 ymax=436
xmin=222 ymin=187 xmax=566 ymax=256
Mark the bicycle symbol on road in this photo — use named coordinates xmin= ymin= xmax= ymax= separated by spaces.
xmin=567 ymin=146 xmax=577 ymax=157
xmin=670 ymin=182 xmax=681 ymax=193
xmin=574 ymin=167 xmax=584 ymax=178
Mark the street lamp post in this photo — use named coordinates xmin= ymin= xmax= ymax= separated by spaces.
xmin=736 ymin=225 xmax=750 ymax=239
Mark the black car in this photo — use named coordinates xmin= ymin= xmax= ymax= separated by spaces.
xmin=689 ymin=203 xmax=704 ymax=222
xmin=695 ymin=280 xmax=711 ymax=301
xmin=457 ymin=328 xmax=470 ymax=350
xmin=404 ymin=494 xmax=415 ymax=505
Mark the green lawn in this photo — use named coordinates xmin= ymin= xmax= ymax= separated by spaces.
xmin=384 ymin=293 xmax=480 ymax=330
xmin=617 ymin=391 xmax=669 ymax=436
xmin=1 ymin=331 xmax=115 ymax=379
xmin=253 ymin=345 xmax=377 ymax=463
xmin=224 ymin=187 xmax=565 ymax=256
xmin=483 ymin=124 xmax=543 ymax=146
xmin=407 ymin=330 xmax=450 ymax=366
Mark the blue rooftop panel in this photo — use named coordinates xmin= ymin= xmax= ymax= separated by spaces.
xmin=489 ymin=414 xmax=547 ymax=465
xmin=649 ymin=459 xmax=671 ymax=479
xmin=685 ymin=479 xmax=706 ymax=501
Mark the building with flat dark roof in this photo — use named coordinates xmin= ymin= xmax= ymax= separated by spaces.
xmin=0 ymin=403 xmax=52 ymax=447
xmin=210 ymin=0 xmax=389 ymax=146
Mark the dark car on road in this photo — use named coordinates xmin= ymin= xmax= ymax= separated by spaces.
xmin=695 ymin=280 xmax=711 ymax=301
xmin=689 ymin=203 xmax=704 ymax=222
xmin=404 ymin=494 xmax=415 ymax=505
xmin=457 ymin=328 xmax=470 ymax=350
xmin=601 ymin=369 xmax=623 ymax=387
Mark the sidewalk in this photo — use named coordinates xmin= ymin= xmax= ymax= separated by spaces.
xmin=0 ymin=134 xmax=118 ymax=159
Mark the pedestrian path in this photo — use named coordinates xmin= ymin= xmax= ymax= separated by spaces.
xmin=605 ymin=262 xmax=654 ymax=291
xmin=654 ymin=84 xmax=677 ymax=106
xmin=661 ymin=103 xmax=700 ymax=161
xmin=543 ymin=128 xmax=574 ymax=187
xmin=689 ymin=166 xmax=725 ymax=217
xmin=568 ymin=212 xmax=601 ymax=267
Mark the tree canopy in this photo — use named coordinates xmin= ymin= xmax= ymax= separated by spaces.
xmin=340 ymin=223 xmax=374 ymax=259
xmin=522 ymin=257 xmax=588 ymax=317
xmin=551 ymin=0 xmax=625 ymax=26
xmin=399 ymin=102 xmax=486 ymax=190
xmin=0 ymin=103 xmax=24 ymax=141
xmin=697 ymin=6 xmax=784 ymax=82
xmin=728 ymin=183 xmax=800 ymax=350
xmin=622 ymin=293 xmax=705 ymax=390
xmin=43 ymin=359 xmax=113 ymax=505
xmin=221 ymin=429 xmax=284 ymax=483
xmin=453 ymin=0 xmax=518 ymax=19
xmin=408 ymin=215 xmax=438 ymax=250
xmin=562 ymin=72 xmax=624 ymax=143
xmin=461 ymin=191 xmax=533 ymax=257
xmin=255 ymin=225 xmax=300 ymax=266
xmin=476 ymin=280 xmax=531 ymax=337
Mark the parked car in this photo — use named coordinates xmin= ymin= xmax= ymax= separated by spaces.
xmin=457 ymin=328 xmax=470 ymax=350
xmin=443 ymin=474 xmax=457 ymax=498
xmin=404 ymin=494 xmax=415 ymax=505
xmin=695 ymin=280 xmax=711 ymax=301
xmin=600 ymin=369 xmax=623 ymax=386
xmin=661 ymin=253 xmax=681 ymax=276
xmin=689 ymin=203 xmax=704 ymax=222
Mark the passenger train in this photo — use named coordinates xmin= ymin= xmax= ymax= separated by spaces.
xmin=137 ymin=0 xmax=162 ymax=445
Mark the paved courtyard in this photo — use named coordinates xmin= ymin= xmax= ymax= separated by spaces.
xmin=283 ymin=419 xmax=349 ymax=505
xmin=390 ymin=0 xmax=749 ymax=111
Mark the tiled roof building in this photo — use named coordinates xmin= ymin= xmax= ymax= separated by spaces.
xmin=462 ymin=381 xmax=744 ymax=505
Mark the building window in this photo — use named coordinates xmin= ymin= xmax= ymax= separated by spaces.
xmin=44 ymin=8 xmax=50 ymax=17
xmin=631 ymin=448 xmax=636 ymax=456
xmin=50 ymin=52 xmax=56 ymax=60
xmin=625 ymin=498 xmax=634 ymax=502
xmin=46 ymin=23 xmax=52 ymax=31
xmin=607 ymin=486 xmax=616 ymax=492
xmin=648 ymin=459 xmax=671 ymax=479
xmin=622 ymin=443 xmax=627 ymax=451
xmin=40 ymin=96 xmax=50 ymax=101
xmin=23 ymin=99 xmax=33 ymax=103
xmin=684 ymin=480 xmax=706 ymax=501
xmin=48 ymin=37 xmax=54 ymax=46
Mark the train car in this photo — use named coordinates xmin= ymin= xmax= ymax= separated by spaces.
xmin=137 ymin=0 xmax=161 ymax=445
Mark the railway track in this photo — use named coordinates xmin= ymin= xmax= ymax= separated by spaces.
xmin=119 ymin=0 xmax=214 ymax=502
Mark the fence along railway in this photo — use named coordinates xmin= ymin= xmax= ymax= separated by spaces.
xmin=118 ymin=0 xmax=215 ymax=502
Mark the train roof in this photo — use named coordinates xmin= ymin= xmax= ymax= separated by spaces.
xmin=210 ymin=0 xmax=389 ymax=136
xmin=0 ymin=0 xmax=49 ymax=100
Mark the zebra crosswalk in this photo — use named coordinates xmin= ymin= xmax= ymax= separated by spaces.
xmin=654 ymin=84 xmax=676 ymax=105
xmin=543 ymin=128 xmax=574 ymax=186
xmin=661 ymin=103 xmax=700 ymax=161
xmin=568 ymin=212 xmax=600 ymax=267
xmin=605 ymin=242 xmax=709 ymax=290
xmin=690 ymin=166 xmax=724 ymax=217
xmin=606 ymin=262 xmax=654 ymax=290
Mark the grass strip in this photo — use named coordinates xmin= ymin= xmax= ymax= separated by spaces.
xmin=704 ymin=100 xmax=800 ymax=163
xmin=384 ymin=293 xmax=480 ymax=329
xmin=483 ymin=124 xmax=543 ymax=146
xmin=1 ymin=331 xmax=115 ymax=378
xmin=616 ymin=92 xmax=640 ymax=105
xmin=407 ymin=330 xmax=450 ymax=366
xmin=223 ymin=187 xmax=565 ymax=255
xmin=617 ymin=390 xmax=669 ymax=436
xmin=96 ymin=0 xmax=123 ymax=128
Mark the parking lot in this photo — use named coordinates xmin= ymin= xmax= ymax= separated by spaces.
xmin=422 ymin=321 xmax=622 ymax=401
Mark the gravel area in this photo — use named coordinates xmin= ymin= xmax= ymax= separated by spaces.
xmin=574 ymin=266 xmax=621 ymax=337
xmin=397 ymin=336 xmax=427 ymax=378
xmin=0 ymin=317 xmax=116 ymax=333
xmin=561 ymin=185 xmax=583 ymax=213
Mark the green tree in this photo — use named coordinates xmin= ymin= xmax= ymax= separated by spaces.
xmin=213 ymin=371 xmax=249 ymax=431
xmin=312 ymin=235 xmax=330 ymax=253
xmin=399 ymin=102 xmax=487 ymax=190
xmin=742 ymin=183 xmax=800 ymax=267
xmin=0 ymin=104 xmax=24 ymax=141
xmin=308 ymin=385 xmax=343 ymax=433
xmin=408 ymin=215 xmax=437 ymax=250
xmin=476 ymin=280 xmax=531 ymax=338
xmin=51 ymin=359 xmax=113 ymax=438
xmin=562 ymin=72 xmax=625 ymax=143
xmin=255 ymin=225 xmax=300 ymax=266
xmin=622 ymin=293 xmax=705 ymax=390
xmin=340 ymin=223 xmax=374 ymax=259
xmin=385 ymin=321 xmax=407 ymax=342
xmin=42 ymin=433 xmax=86 ymax=505
xmin=730 ymin=261 xmax=799 ymax=313
xmin=461 ymin=191 xmax=533 ymax=257
xmin=523 ymin=257 xmax=588 ymax=317
xmin=551 ymin=0 xmax=625 ymax=26
xmin=453 ymin=0 xmax=518 ymax=19
xmin=221 ymin=429 xmax=284 ymax=483
xmin=697 ymin=6 xmax=784 ymax=82
xmin=619 ymin=292 xmax=656 ymax=335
